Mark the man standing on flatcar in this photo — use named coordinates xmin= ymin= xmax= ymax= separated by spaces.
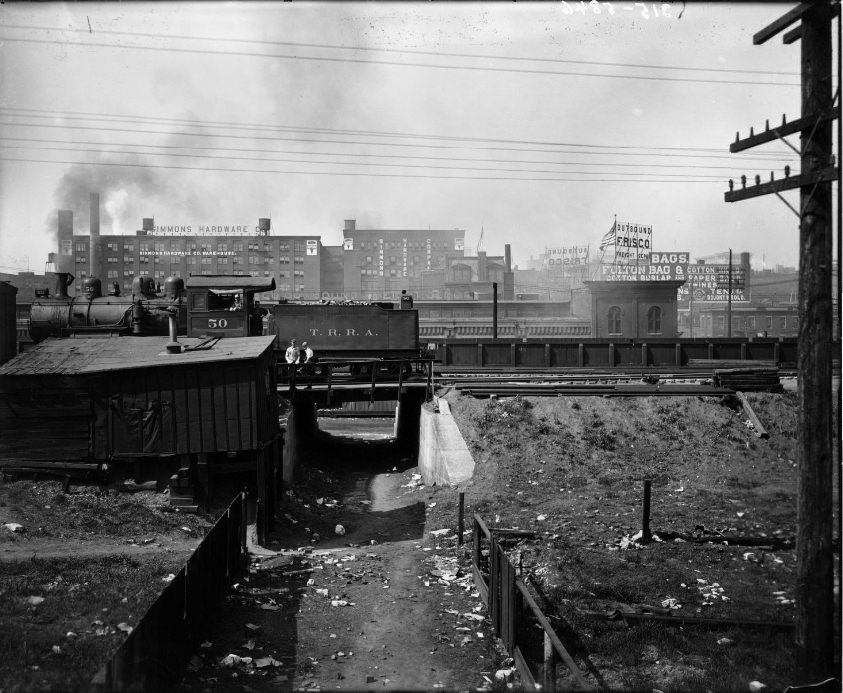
xmin=301 ymin=341 xmax=314 ymax=363
xmin=285 ymin=338 xmax=300 ymax=364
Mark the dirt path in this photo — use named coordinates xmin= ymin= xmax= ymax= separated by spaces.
xmin=175 ymin=420 xmax=502 ymax=692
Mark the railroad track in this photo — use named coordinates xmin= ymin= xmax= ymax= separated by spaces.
xmin=434 ymin=367 xmax=796 ymax=397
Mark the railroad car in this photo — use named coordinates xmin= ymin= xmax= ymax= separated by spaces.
xmin=27 ymin=273 xmax=425 ymax=373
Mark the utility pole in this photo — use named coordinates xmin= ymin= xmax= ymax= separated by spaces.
xmin=725 ymin=1 xmax=839 ymax=682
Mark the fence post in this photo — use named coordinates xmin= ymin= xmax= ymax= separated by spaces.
xmin=641 ymin=479 xmax=652 ymax=543
xmin=458 ymin=492 xmax=465 ymax=545
xmin=543 ymin=631 xmax=557 ymax=693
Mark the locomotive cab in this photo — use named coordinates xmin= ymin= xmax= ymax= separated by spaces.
xmin=185 ymin=275 xmax=276 ymax=338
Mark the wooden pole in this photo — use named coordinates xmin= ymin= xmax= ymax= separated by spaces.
xmin=796 ymin=1 xmax=835 ymax=679
xmin=458 ymin=492 xmax=465 ymax=545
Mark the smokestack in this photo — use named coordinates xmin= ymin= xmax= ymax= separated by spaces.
xmin=89 ymin=193 xmax=100 ymax=279
xmin=57 ymin=210 xmax=74 ymax=274
xmin=504 ymin=244 xmax=512 ymax=273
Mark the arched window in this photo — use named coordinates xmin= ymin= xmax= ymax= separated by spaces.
xmin=647 ymin=306 xmax=662 ymax=334
xmin=607 ymin=306 xmax=622 ymax=335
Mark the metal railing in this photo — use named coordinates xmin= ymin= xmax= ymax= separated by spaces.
xmin=472 ymin=513 xmax=595 ymax=691
xmin=92 ymin=492 xmax=248 ymax=692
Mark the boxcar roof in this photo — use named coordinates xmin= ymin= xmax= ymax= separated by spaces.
xmin=0 ymin=336 xmax=276 ymax=376
xmin=185 ymin=275 xmax=276 ymax=292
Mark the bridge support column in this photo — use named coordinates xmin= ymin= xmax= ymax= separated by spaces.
xmin=395 ymin=389 xmax=425 ymax=452
xmin=292 ymin=400 xmax=318 ymax=444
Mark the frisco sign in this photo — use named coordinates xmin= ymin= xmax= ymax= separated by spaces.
xmin=546 ymin=245 xmax=589 ymax=266
xmin=614 ymin=222 xmax=652 ymax=262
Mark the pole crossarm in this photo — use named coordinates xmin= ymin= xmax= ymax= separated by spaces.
xmin=730 ymin=108 xmax=840 ymax=153
xmin=753 ymin=2 xmax=816 ymax=44
xmin=725 ymin=167 xmax=839 ymax=203
xmin=781 ymin=3 xmax=839 ymax=43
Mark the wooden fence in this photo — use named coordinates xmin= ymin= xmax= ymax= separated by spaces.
xmin=91 ymin=492 xmax=248 ymax=692
xmin=472 ymin=513 xmax=595 ymax=692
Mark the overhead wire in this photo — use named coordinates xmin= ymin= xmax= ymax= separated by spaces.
xmin=0 ymin=155 xmax=724 ymax=183
xmin=0 ymin=35 xmax=802 ymax=87
xmin=1 ymin=23 xmax=804 ymax=77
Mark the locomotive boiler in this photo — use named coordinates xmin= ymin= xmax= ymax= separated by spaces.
xmin=28 ymin=273 xmax=186 ymax=343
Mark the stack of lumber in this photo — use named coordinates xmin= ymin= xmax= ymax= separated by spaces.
xmin=712 ymin=366 xmax=782 ymax=392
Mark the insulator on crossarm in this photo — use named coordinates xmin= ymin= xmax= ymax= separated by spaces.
xmin=770 ymin=171 xmax=775 ymax=181
xmin=735 ymin=131 xmax=740 ymax=142
xmin=784 ymin=165 xmax=790 ymax=177
xmin=729 ymin=179 xmax=734 ymax=191
xmin=741 ymin=175 xmax=747 ymax=188
xmin=755 ymin=174 xmax=761 ymax=185
xmin=765 ymin=119 xmax=770 ymax=131
xmin=782 ymin=114 xmax=787 ymax=126
xmin=750 ymin=127 xmax=754 ymax=137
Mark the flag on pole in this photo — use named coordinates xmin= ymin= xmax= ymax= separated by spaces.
xmin=599 ymin=221 xmax=616 ymax=250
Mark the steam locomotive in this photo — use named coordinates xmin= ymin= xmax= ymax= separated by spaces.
xmin=28 ymin=273 xmax=424 ymax=373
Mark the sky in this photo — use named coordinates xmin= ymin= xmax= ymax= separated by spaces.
xmin=0 ymin=1 xmax=838 ymax=274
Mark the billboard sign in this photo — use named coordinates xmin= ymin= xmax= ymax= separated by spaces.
xmin=597 ymin=251 xmax=688 ymax=281
xmin=546 ymin=245 xmax=589 ymax=267
xmin=679 ymin=264 xmax=749 ymax=302
xmin=614 ymin=222 xmax=652 ymax=263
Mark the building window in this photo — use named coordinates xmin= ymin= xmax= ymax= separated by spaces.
xmin=249 ymin=255 xmax=260 ymax=265
xmin=75 ymin=243 xmax=87 ymax=252
xmin=607 ymin=306 xmax=622 ymax=335
xmin=278 ymin=271 xmax=288 ymax=279
xmin=765 ymin=316 xmax=773 ymax=330
xmin=647 ymin=306 xmax=662 ymax=334
xmin=294 ymin=256 xmax=304 ymax=264
xmin=76 ymin=256 xmax=87 ymax=264
xmin=201 ymin=257 xmax=213 ymax=265
xmin=218 ymin=243 xmax=228 ymax=253
xmin=279 ymin=256 xmax=290 ymax=264
xmin=107 ymin=270 xmax=118 ymax=279
xmin=294 ymin=241 xmax=305 ymax=252
xmin=746 ymin=316 xmax=755 ymax=330
xmin=233 ymin=243 xmax=244 ymax=252
xmin=107 ymin=243 xmax=118 ymax=251
xmin=780 ymin=317 xmax=787 ymax=329
xmin=264 ymin=257 xmax=274 ymax=265
xmin=187 ymin=257 xmax=197 ymax=265
xmin=106 ymin=256 xmax=118 ymax=263
xmin=232 ymin=257 xmax=242 ymax=265
xmin=295 ymin=284 xmax=305 ymax=292
xmin=140 ymin=243 xmax=150 ymax=254
xmin=125 ymin=244 xmax=134 ymax=252
xmin=123 ymin=255 xmax=134 ymax=263
xmin=279 ymin=241 xmax=290 ymax=251
xmin=294 ymin=270 xmax=304 ymax=278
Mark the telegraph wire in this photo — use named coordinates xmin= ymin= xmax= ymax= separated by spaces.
xmin=0 ymin=115 xmax=798 ymax=164
xmin=0 ymin=155 xmax=724 ymax=183
xmin=0 ymin=137 xmax=797 ymax=173
xmin=2 ymin=23 xmax=803 ymax=77
xmin=0 ymin=107 xmax=796 ymax=157
xmin=0 ymin=36 xmax=802 ymax=87
xmin=0 ymin=142 xmax=740 ymax=178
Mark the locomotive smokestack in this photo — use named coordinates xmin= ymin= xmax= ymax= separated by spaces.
xmin=166 ymin=310 xmax=182 ymax=354
xmin=89 ymin=193 xmax=100 ymax=279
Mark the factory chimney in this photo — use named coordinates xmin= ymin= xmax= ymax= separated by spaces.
xmin=56 ymin=210 xmax=74 ymax=275
xmin=89 ymin=193 xmax=100 ymax=280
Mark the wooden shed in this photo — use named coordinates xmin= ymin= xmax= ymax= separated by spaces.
xmin=0 ymin=335 xmax=280 ymax=531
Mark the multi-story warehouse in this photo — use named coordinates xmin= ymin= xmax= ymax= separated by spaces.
xmin=336 ymin=219 xmax=466 ymax=300
xmin=54 ymin=195 xmax=321 ymax=302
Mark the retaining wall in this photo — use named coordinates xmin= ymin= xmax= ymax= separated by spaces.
xmin=418 ymin=397 xmax=475 ymax=486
